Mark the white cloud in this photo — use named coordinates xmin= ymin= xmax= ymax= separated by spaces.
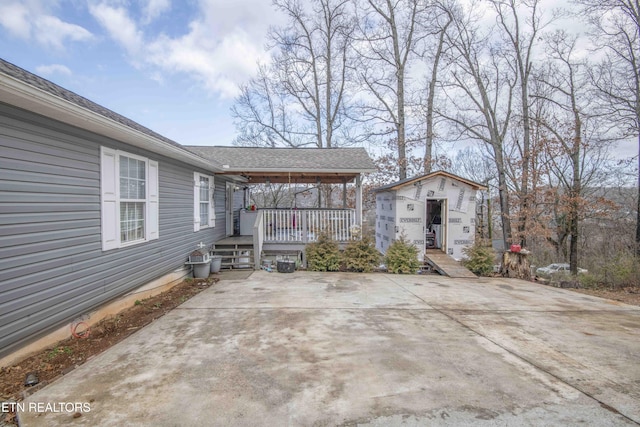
xmin=146 ymin=22 xmax=269 ymax=98
xmin=33 ymin=15 xmax=93 ymax=50
xmin=88 ymin=2 xmax=143 ymax=55
xmin=88 ymin=0 xmax=280 ymax=99
xmin=35 ymin=63 xmax=72 ymax=76
xmin=142 ymin=0 xmax=171 ymax=24
xmin=0 ymin=3 xmax=31 ymax=39
xmin=0 ymin=1 xmax=92 ymax=50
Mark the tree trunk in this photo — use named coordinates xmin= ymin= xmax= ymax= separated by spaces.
xmin=569 ymin=145 xmax=581 ymax=275
xmin=568 ymin=81 xmax=582 ymax=275
xmin=493 ymin=143 xmax=513 ymax=248
xmin=519 ymin=82 xmax=531 ymax=248
xmin=487 ymin=191 xmax=493 ymax=240
xmin=387 ymin=0 xmax=409 ymax=180
xmin=325 ymin=4 xmax=333 ymax=149
xmin=501 ymin=250 xmax=531 ymax=280
xmin=424 ymin=103 xmax=434 ymax=174
xmin=424 ymin=19 xmax=449 ymax=174
xmin=636 ymin=134 xmax=640 ymax=256
xmin=396 ymin=51 xmax=406 ymax=180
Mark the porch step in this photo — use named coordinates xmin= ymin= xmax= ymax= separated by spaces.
xmin=211 ymin=249 xmax=255 ymax=270
xmin=211 ymin=239 xmax=255 ymax=270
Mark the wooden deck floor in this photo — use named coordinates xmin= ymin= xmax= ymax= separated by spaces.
xmin=424 ymin=251 xmax=477 ymax=278
xmin=214 ymin=236 xmax=254 ymax=246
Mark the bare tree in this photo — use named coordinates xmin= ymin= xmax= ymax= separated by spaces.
xmin=418 ymin=0 xmax=455 ymax=173
xmin=449 ymin=146 xmax=497 ymax=240
xmin=419 ymin=1 xmax=453 ymax=174
xmin=232 ymin=0 xmax=356 ymax=148
xmin=575 ymin=0 xmax=640 ymax=255
xmin=233 ymin=64 xmax=309 ymax=147
xmin=439 ymin=1 xmax=516 ymax=249
xmin=250 ymin=183 xmax=294 ymax=208
xmin=354 ymin=0 xmax=426 ymax=180
xmin=491 ymin=0 xmax=551 ymax=247
xmin=532 ymin=30 xmax=613 ymax=275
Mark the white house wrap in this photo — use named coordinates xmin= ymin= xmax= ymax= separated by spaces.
xmin=374 ymin=171 xmax=487 ymax=262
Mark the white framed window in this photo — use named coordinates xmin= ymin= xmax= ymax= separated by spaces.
xmin=194 ymin=172 xmax=215 ymax=231
xmin=101 ymin=147 xmax=159 ymax=251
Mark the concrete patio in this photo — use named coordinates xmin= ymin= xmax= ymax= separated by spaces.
xmin=19 ymin=271 xmax=640 ymax=426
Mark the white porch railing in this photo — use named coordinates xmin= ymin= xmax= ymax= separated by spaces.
xmin=261 ymin=209 xmax=356 ymax=243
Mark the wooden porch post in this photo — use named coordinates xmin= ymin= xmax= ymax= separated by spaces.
xmin=355 ymin=174 xmax=362 ymax=226
xmin=343 ymin=181 xmax=347 ymax=208
xmin=302 ymin=211 xmax=308 ymax=244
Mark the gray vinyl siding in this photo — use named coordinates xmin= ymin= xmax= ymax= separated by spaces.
xmin=0 ymin=103 xmax=228 ymax=359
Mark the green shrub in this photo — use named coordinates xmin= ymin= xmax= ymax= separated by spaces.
xmin=306 ymin=232 xmax=342 ymax=272
xmin=385 ymin=236 xmax=420 ymax=274
xmin=577 ymin=272 xmax=600 ymax=289
xmin=461 ymin=243 xmax=495 ymax=276
xmin=580 ymin=253 xmax=640 ymax=289
xmin=343 ymin=236 xmax=380 ymax=273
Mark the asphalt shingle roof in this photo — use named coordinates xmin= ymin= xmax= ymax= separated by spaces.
xmin=0 ymin=58 xmax=188 ymax=152
xmin=184 ymin=146 xmax=376 ymax=173
xmin=1 ymin=58 xmax=375 ymax=176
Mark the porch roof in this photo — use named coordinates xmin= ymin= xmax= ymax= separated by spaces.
xmin=184 ymin=146 xmax=376 ymax=184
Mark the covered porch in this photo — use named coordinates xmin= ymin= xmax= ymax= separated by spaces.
xmin=185 ymin=146 xmax=376 ymax=269
xmin=213 ymin=206 xmax=356 ymax=269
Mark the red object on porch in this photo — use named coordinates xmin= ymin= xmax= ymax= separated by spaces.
xmin=510 ymin=244 xmax=521 ymax=253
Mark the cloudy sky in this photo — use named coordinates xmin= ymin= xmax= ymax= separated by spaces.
xmin=0 ymin=0 xmax=636 ymax=160
xmin=0 ymin=0 xmax=283 ymax=146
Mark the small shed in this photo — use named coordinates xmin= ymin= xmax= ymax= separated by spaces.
xmin=374 ymin=171 xmax=487 ymax=261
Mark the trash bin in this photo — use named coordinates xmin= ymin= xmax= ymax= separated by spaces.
xmin=192 ymin=261 xmax=211 ymax=278
xmin=238 ymin=251 xmax=250 ymax=269
xmin=210 ymin=255 xmax=222 ymax=273
xmin=277 ymin=260 xmax=296 ymax=273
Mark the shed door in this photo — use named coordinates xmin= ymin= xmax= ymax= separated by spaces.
xmin=426 ymin=199 xmax=446 ymax=252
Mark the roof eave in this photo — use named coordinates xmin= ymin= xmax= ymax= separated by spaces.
xmin=374 ymin=171 xmax=488 ymax=192
xmin=217 ymin=167 xmax=376 ymax=174
xmin=0 ymin=74 xmax=221 ymax=173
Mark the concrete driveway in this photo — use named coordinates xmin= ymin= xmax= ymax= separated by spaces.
xmin=19 ymin=271 xmax=640 ymax=426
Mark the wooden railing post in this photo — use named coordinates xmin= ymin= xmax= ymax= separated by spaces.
xmin=253 ymin=211 xmax=264 ymax=270
xmin=302 ymin=211 xmax=308 ymax=244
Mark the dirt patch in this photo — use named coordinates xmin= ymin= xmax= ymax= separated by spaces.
xmin=0 ymin=276 xmax=218 ymax=425
xmin=571 ymin=286 xmax=640 ymax=307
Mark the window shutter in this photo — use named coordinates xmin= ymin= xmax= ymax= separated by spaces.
xmin=209 ymin=176 xmax=215 ymax=228
xmin=193 ymin=172 xmax=200 ymax=232
xmin=147 ymin=160 xmax=159 ymax=240
xmin=100 ymin=147 xmax=119 ymax=251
